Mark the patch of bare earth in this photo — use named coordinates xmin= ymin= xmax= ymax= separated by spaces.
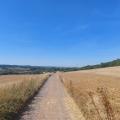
xmin=61 ymin=66 xmax=120 ymax=120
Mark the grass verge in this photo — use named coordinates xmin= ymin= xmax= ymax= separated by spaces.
xmin=0 ymin=74 xmax=50 ymax=120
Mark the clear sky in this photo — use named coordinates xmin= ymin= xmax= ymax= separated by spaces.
xmin=0 ymin=0 xmax=120 ymax=67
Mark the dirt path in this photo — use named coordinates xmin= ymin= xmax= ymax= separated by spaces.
xmin=19 ymin=74 xmax=85 ymax=120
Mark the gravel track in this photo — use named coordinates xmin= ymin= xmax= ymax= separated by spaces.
xmin=19 ymin=73 xmax=85 ymax=120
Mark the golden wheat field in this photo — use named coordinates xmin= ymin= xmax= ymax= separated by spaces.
xmin=61 ymin=66 xmax=120 ymax=120
xmin=0 ymin=74 xmax=49 ymax=120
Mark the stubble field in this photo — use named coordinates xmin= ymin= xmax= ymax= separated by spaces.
xmin=61 ymin=66 xmax=120 ymax=120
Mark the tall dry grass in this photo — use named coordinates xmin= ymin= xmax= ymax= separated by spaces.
xmin=62 ymin=79 xmax=116 ymax=120
xmin=0 ymin=74 xmax=49 ymax=120
xmin=61 ymin=71 xmax=120 ymax=120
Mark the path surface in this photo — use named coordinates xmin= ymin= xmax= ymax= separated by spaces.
xmin=19 ymin=73 xmax=85 ymax=120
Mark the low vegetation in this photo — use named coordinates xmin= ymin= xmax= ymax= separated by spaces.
xmin=0 ymin=74 xmax=50 ymax=120
xmin=80 ymin=59 xmax=120 ymax=70
xmin=61 ymin=67 xmax=120 ymax=120
xmin=0 ymin=65 xmax=79 ymax=75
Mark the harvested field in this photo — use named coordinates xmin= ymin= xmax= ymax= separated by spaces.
xmin=61 ymin=66 xmax=120 ymax=120
xmin=0 ymin=74 xmax=49 ymax=120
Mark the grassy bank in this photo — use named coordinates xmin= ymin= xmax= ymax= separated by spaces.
xmin=0 ymin=74 xmax=50 ymax=120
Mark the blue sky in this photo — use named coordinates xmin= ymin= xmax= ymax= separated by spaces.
xmin=0 ymin=0 xmax=120 ymax=67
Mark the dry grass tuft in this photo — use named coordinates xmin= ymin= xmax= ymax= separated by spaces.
xmin=0 ymin=74 xmax=49 ymax=120
xmin=97 ymin=88 xmax=115 ymax=120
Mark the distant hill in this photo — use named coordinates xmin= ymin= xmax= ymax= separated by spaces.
xmin=0 ymin=65 xmax=79 ymax=75
xmin=0 ymin=59 xmax=120 ymax=75
xmin=80 ymin=59 xmax=120 ymax=70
